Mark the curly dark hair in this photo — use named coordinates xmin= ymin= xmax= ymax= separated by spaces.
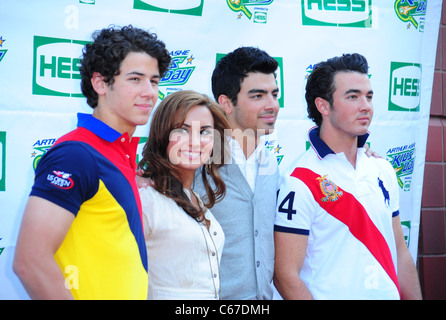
xmin=305 ymin=53 xmax=369 ymax=127
xmin=211 ymin=46 xmax=278 ymax=106
xmin=139 ymin=90 xmax=231 ymax=222
xmin=80 ymin=25 xmax=171 ymax=108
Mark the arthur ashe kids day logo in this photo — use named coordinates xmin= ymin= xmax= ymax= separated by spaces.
xmin=226 ymin=0 xmax=274 ymax=23
xmin=159 ymin=50 xmax=197 ymax=98
xmin=394 ymin=0 xmax=427 ymax=31
xmin=386 ymin=142 xmax=415 ymax=191
xmin=33 ymin=36 xmax=89 ymax=97
xmin=31 ymin=138 xmax=56 ymax=171
xmin=388 ymin=62 xmax=421 ymax=112
xmin=301 ymin=0 xmax=372 ymax=28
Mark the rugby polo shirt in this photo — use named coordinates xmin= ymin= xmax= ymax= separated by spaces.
xmin=274 ymin=126 xmax=400 ymax=299
xmin=31 ymin=113 xmax=148 ymax=299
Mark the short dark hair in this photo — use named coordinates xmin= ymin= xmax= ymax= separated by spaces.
xmin=80 ymin=25 xmax=171 ymax=108
xmin=305 ymin=53 xmax=369 ymax=126
xmin=211 ymin=46 xmax=278 ymax=106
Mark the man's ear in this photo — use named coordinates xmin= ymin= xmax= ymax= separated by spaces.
xmin=315 ymin=97 xmax=331 ymax=116
xmin=217 ymin=94 xmax=234 ymax=115
xmin=91 ymin=72 xmax=107 ymax=95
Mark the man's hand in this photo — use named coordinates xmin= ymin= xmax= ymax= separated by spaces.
xmin=135 ymin=169 xmax=153 ymax=188
xmin=364 ymin=144 xmax=382 ymax=158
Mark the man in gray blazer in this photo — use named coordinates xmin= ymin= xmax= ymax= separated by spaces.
xmin=194 ymin=47 xmax=280 ymax=300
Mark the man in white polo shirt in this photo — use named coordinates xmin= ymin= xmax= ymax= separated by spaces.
xmin=273 ymin=53 xmax=422 ymax=300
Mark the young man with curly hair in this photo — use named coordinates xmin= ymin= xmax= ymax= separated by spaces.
xmin=13 ymin=25 xmax=171 ymax=300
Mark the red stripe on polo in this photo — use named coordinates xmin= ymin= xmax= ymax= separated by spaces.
xmin=291 ymin=167 xmax=400 ymax=295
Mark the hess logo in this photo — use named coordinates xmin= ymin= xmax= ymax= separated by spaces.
xmin=301 ymin=0 xmax=372 ymax=27
xmin=133 ymin=0 xmax=204 ymax=16
xmin=33 ymin=36 xmax=89 ymax=97
xmin=388 ymin=62 xmax=422 ymax=112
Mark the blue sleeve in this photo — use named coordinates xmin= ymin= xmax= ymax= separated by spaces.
xmin=30 ymin=141 xmax=99 ymax=216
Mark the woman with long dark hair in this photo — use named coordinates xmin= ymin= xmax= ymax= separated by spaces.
xmin=138 ymin=90 xmax=230 ymax=299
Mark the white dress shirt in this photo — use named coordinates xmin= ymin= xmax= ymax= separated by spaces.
xmin=231 ymin=137 xmax=266 ymax=192
xmin=139 ymin=186 xmax=224 ymax=300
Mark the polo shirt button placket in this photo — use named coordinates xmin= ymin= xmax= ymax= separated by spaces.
xmin=119 ymin=137 xmax=132 ymax=163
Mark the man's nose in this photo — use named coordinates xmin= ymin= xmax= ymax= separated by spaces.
xmin=264 ymin=94 xmax=279 ymax=112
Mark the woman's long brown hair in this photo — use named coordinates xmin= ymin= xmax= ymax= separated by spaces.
xmin=139 ymin=90 xmax=231 ymax=221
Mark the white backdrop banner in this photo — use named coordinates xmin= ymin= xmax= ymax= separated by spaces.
xmin=0 ymin=0 xmax=441 ymax=299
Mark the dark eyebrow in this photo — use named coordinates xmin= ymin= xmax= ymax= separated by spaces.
xmin=125 ymin=71 xmax=161 ymax=79
xmin=125 ymin=71 xmax=144 ymax=77
xmin=248 ymin=89 xmax=267 ymax=95
xmin=181 ymin=123 xmax=213 ymax=129
xmin=344 ymin=89 xmax=373 ymax=95
xmin=248 ymin=87 xmax=280 ymax=95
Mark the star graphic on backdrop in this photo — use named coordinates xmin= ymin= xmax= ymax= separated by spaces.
xmin=0 ymin=37 xmax=5 ymax=47
xmin=274 ymin=145 xmax=282 ymax=154
xmin=187 ymin=55 xmax=195 ymax=65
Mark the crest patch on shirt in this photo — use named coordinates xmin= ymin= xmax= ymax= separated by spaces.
xmin=47 ymin=170 xmax=74 ymax=190
xmin=317 ymin=175 xmax=343 ymax=202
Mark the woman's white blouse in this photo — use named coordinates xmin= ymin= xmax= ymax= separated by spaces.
xmin=139 ymin=186 xmax=224 ymax=300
